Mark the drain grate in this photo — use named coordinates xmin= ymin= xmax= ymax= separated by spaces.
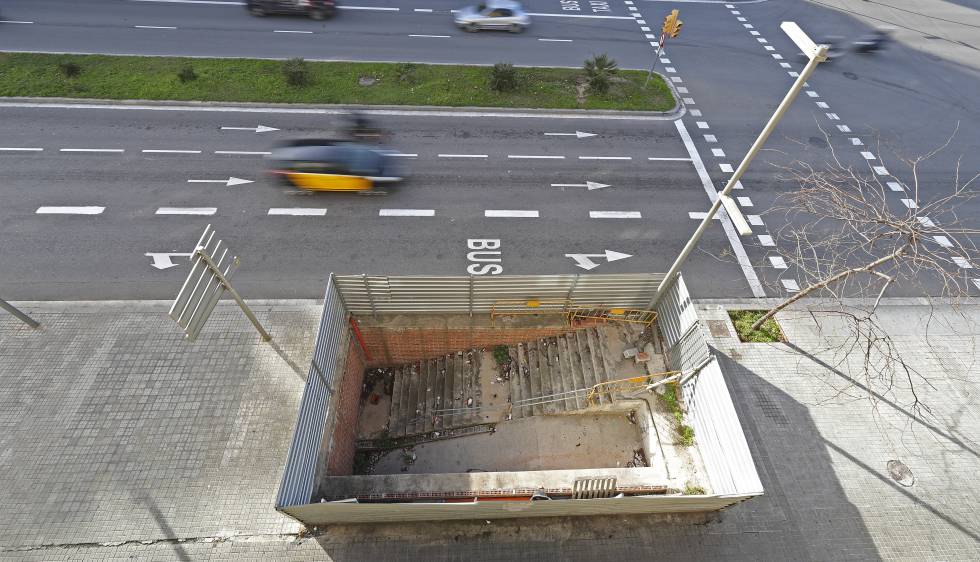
xmin=751 ymin=388 xmax=789 ymax=427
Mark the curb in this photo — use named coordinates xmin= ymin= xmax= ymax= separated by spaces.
xmin=3 ymin=299 xmax=323 ymax=314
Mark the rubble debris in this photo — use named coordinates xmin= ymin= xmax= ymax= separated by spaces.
xmin=623 ymin=347 xmax=638 ymax=359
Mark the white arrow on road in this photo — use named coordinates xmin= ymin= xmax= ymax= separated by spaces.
xmin=188 ymin=177 xmax=254 ymax=187
xmin=564 ymin=250 xmax=632 ymax=271
xmin=220 ymin=125 xmax=279 ymax=133
xmin=145 ymin=252 xmax=193 ymax=270
xmin=544 ymin=131 xmax=596 ymax=139
xmin=551 ymin=181 xmax=610 ymax=191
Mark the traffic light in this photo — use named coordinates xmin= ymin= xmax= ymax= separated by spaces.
xmin=662 ymin=9 xmax=683 ymax=39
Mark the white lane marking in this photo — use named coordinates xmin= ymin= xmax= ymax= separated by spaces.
xmin=769 ymin=256 xmax=788 ymax=269
xmin=390 ymin=153 xmax=418 ymax=157
xmin=0 ymin=101 xmax=681 ymax=121
xmin=539 ymin=38 xmax=573 ymax=42
xmin=917 ymin=216 xmax=935 ymax=227
xmin=637 ymin=20 xmax=646 ymax=24
xmin=683 ymin=97 xmax=696 ymax=104
xmin=552 ymin=182 xmax=610 ymax=190
xmin=750 ymin=30 xmax=760 ymax=36
xmin=60 ymin=148 xmax=124 ymax=153
xmin=837 ymin=125 xmax=852 ymax=132
xmin=860 ymin=151 xmax=876 ymax=160
xmin=953 ymin=257 xmax=973 ymax=269
xmin=887 ymin=181 xmax=904 ymax=192
xmin=414 ymin=8 xmax=433 ymax=12
xmin=806 ymin=90 xmax=819 ymax=97
xmin=665 ymin=67 xmax=676 ymax=73
xmin=409 ymin=34 xmax=451 ymax=38
xmin=737 ymin=196 xmax=753 ymax=207
xmin=274 ymin=30 xmax=314 ymax=34
xmin=130 ymin=0 xmax=243 ymax=4
xmin=732 ymin=11 xmax=741 ymax=15
xmin=646 ymin=34 xmax=658 ymax=39
xmin=781 ymin=279 xmax=800 ymax=292
xmin=268 ymin=208 xmax=327 ymax=216
xmin=757 ymin=38 xmax=767 ymax=43
xmin=36 ymin=206 xmax=105 ymax=215
xmin=0 ymin=20 xmax=35 ymax=24
xmin=764 ymin=46 xmax=775 ymax=51
xmin=934 ymin=236 xmax=953 ymax=248
xmin=339 ymin=6 xmax=400 ymax=11
xmin=648 ymin=157 xmax=692 ymax=161
xmin=438 ymin=153 xmax=487 ymax=158
xmin=578 ymin=156 xmax=631 ymax=160
xmin=565 ymin=250 xmax=632 ymax=271
xmin=188 ymin=176 xmax=252 ymax=186
xmin=901 ymin=199 xmax=918 ymax=209
xmin=544 ymin=130 xmax=595 ymax=138
xmin=873 ymin=166 xmax=889 ymax=175
xmin=736 ymin=17 xmax=746 ymax=21
xmin=215 ymin=150 xmax=271 ymax=155
xmin=974 ymin=279 xmax=980 ymax=290
xmin=704 ymin=134 xmax=716 ymax=142
xmin=525 ymin=12 xmax=635 ymax=20
xmin=815 ymin=101 xmax=830 ymax=109
xmin=134 ymin=25 xmax=177 ymax=29
xmin=826 ymin=113 xmax=840 ymax=120
xmin=771 ymin=53 xmax=783 ymax=59
xmin=509 ymin=155 xmax=565 ymax=159
xmin=747 ymin=215 xmax=764 ymax=226
xmin=671 ymin=76 xmax=683 ymax=83
xmin=660 ymin=57 xmax=670 ymax=63
xmin=676 ymin=87 xmax=689 ymax=93
xmin=744 ymin=24 xmax=754 ymax=29
xmin=689 ymin=212 xmax=720 ymax=220
xmin=696 ymin=121 xmax=709 ymax=129
xmin=641 ymin=26 xmax=651 ymax=31
xmin=758 ymin=234 xmax=775 ymax=246
xmin=0 ymin=147 xmax=43 ymax=151
xmin=155 ymin=207 xmax=217 ymax=215
xmin=675 ymin=119 xmax=765 ymax=297
xmin=143 ymin=149 xmax=202 ymax=154
xmin=711 ymin=148 xmax=726 ymax=157
xmin=220 ymin=125 xmax=278 ymax=133
xmin=732 ymin=180 xmax=745 ymax=190
xmin=379 ymin=209 xmax=435 ymax=217
xmin=850 ymin=137 xmax=864 ymax=145
xmin=719 ymin=163 xmax=734 ymax=172
xmin=689 ymin=109 xmax=702 ymax=116
xmin=485 ymin=210 xmax=539 ymax=218
xmin=787 ymin=69 xmax=798 ymax=75
xmin=590 ymin=211 xmax=641 ymax=219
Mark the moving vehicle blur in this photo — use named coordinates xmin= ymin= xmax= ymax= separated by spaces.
xmin=246 ymin=0 xmax=337 ymax=20
xmin=454 ymin=0 xmax=531 ymax=33
xmin=266 ymin=139 xmax=402 ymax=193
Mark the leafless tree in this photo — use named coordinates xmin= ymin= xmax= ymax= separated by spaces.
xmin=751 ymin=126 xmax=979 ymax=413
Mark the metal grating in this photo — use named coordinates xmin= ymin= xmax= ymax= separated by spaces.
xmin=572 ymin=477 xmax=618 ymax=499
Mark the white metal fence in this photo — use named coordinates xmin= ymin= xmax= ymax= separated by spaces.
xmin=333 ymin=273 xmax=667 ymax=316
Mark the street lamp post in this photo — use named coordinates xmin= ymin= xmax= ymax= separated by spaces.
xmin=655 ymin=22 xmax=829 ymax=299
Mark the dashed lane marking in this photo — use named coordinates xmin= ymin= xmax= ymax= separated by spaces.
xmin=155 ymin=207 xmax=217 ymax=215
xmin=508 ymin=155 xmax=565 ymax=159
xmin=274 ymin=30 xmax=314 ymax=34
xmin=134 ymin=25 xmax=178 ymax=29
xmin=781 ymin=279 xmax=800 ymax=291
xmin=860 ymin=151 xmax=876 ymax=160
xmin=737 ymin=196 xmax=753 ymax=207
xmin=887 ymin=181 xmax=904 ymax=191
xmin=0 ymin=20 xmax=34 ymax=24
xmin=36 ymin=206 xmax=105 ymax=215
xmin=769 ymin=256 xmax=788 ymax=269
xmin=0 ymin=147 xmax=43 ymax=151
xmin=539 ymin=38 xmax=573 ymax=42
xmin=758 ymin=235 xmax=775 ymax=246
xmin=719 ymin=163 xmax=734 ymax=172
xmin=438 ymin=154 xmax=488 ymax=158
xmin=952 ymin=257 xmax=973 ymax=269
xmin=688 ymin=212 xmax=720 ymax=220
xmin=589 ymin=211 xmax=642 ymax=219
xmin=143 ymin=149 xmax=202 ymax=154
xmin=268 ymin=208 xmax=327 ymax=216
xmin=747 ymin=215 xmax=764 ymax=226
xmin=648 ymin=157 xmax=693 ymax=161
xmin=901 ymin=199 xmax=918 ymax=209
xmin=485 ymin=210 xmax=539 ymax=218
xmin=60 ymin=148 xmax=124 ymax=153
xmin=390 ymin=153 xmax=418 ymax=158
xmin=409 ymin=34 xmax=451 ymax=38
xmin=215 ymin=150 xmax=271 ymax=155
xmin=379 ymin=209 xmax=435 ymax=217
xmin=578 ymin=156 xmax=631 ymax=160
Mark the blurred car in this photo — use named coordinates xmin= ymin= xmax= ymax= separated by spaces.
xmin=267 ymin=139 xmax=402 ymax=192
xmin=454 ymin=0 xmax=530 ymax=33
xmin=246 ymin=0 xmax=337 ymax=20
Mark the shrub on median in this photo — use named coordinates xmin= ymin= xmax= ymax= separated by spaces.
xmin=489 ymin=62 xmax=518 ymax=92
xmin=282 ymin=57 xmax=310 ymax=87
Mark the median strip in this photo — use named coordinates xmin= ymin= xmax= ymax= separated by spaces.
xmin=0 ymin=53 xmax=674 ymax=112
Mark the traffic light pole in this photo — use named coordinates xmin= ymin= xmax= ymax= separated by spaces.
xmin=655 ymin=27 xmax=828 ymax=301
xmin=644 ymin=35 xmax=665 ymax=88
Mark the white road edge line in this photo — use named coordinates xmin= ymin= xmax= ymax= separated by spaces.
xmin=36 ymin=206 xmax=105 ymax=215
xmin=674 ymin=119 xmax=765 ymax=297
xmin=268 ymin=208 xmax=327 ymax=216
xmin=379 ymin=209 xmax=436 ymax=217
xmin=485 ymin=210 xmax=539 ymax=218
xmin=155 ymin=207 xmax=217 ymax=215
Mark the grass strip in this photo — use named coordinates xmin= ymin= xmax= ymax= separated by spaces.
xmin=728 ymin=309 xmax=785 ymax=343
xmin=0 ymin=53 xmax=675 ymax=111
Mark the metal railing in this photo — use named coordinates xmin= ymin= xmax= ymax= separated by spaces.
xmin=334 ymin=273 xmax=667 ymax=317
xmin=568 ymin=306 xmax=658 ymax=327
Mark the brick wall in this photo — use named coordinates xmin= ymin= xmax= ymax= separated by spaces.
xmin=325 ymin=339 xmax=366 ymax=476
xmin=358 ymin=325 xmax=593 ymax=366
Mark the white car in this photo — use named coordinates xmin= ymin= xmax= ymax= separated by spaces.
xmin=454 ymin=0 xmax=531 ymax=33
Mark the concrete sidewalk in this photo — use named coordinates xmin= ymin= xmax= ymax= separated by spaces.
xmin=1 ymin=299 xmax=978 ymax=560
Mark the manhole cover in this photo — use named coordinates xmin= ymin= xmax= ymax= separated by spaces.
xmin=843 ymin=71 xmax=858 ymax=80
xmin=707 ymin=320 xmax=731 ymax=338
xmin=887 ymin=460 xmax=915 ymax=487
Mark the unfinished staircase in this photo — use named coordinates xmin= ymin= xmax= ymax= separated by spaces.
xmin=382 ymin=324 xmax=663 ymax=438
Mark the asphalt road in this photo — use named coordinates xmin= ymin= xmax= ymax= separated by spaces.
xmin=0 ymin=103 xmax=767 ymax=300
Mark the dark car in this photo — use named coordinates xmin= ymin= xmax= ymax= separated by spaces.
xmin=266 ymin=139 xmax=402 ymax=192
xmin=246 ymin=0 xmax=337 ymax=20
